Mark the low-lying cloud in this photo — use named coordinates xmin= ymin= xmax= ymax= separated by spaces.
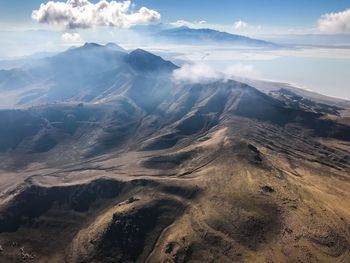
xmin=173 ymin=63 xmax=221 ymax=83
xmin=170 ymin=20 xmax=207 ymax=28
xmin=318 ymin=8 xmax=350 ymax=34
xmin=61 ymin=32 xmax=83 ymax=44
xmin=172 ymin=62 xmax=261 ymax=84
xmin=32 ymin=0 xmax=161 ymax=29
xmin=232 ymin=20 xmax=261 ymax=33
xmin=233 ymin=20 xmax=248 ymax=30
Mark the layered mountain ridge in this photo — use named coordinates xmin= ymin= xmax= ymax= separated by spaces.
xmin=0 ymin=44 xmax=349 ymax=263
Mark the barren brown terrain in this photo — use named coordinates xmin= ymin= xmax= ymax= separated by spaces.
xmin=0 ymin=46 xmax=350 ymax=263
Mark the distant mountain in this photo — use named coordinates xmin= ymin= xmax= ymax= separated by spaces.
xmin=104 ymin=42 xmax=126 ymax=52
xmin=0 ymin=43 xmax=178 ymax=107
xmin=157 ymin=26 xmax=279 ymax=48
xmin=0 ymin=68 xmax=33 ymax=90
xmin=0 ymin=51 xmax=58 ymax=70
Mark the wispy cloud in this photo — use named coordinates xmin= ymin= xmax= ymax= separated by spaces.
xmin=233 ymin=20 xmax=248 ymax=30
xmin=232 ymin=20 xmax=262 ymax=33
xmin=170 ymin=20 xmax=207 ymax=28
xmin=61 ymin=32 xmax=83 ymax=44
xmin=173 ymin=63 xmax=221 ymax=83
xmin=172 ymin=62 xmax=260 ymax=84
xmin=318 ymin=8 xmax=350 ymax=34
xmin=32 ymin=0 xmax=161 ymax=29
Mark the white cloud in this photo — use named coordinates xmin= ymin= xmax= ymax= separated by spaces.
xmin=232 ymin=20 xmax=262 ymax=34
xmin=318 ymin=9 xmax=350 ymax=34
xmin=233 ymin=20 xmax=248 ymax=30
xmin=172 ymin=62 xmax=260 ymax=84
xmin=173 ymin=63 xmax=221 ymax=84
xmin=170 ymin=20 xmax=207 ymax=28
xmin=61 ymin=32 xmax=83 ymax=44
xmin=32 ymin=0 xmax=161 ymax=29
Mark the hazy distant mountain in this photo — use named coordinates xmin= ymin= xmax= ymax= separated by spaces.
xmin=0 ymin=43 xmax=177 ymax=107
xmin=0 ymin=51 xmax=58 ymax=70
xmin=0 ymin=68 xmax=33 ymax=90
xmin=157 ymin=26 xmax=279 ymax=47
xmin=104 ymin=42 xmax=127 ymax=52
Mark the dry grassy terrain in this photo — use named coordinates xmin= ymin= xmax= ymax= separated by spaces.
xmin=0 ymin=80 xmax=349 ymax=263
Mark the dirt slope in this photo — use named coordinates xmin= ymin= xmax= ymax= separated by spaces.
xmin=0 ymin=80 xmax=349 ymax=262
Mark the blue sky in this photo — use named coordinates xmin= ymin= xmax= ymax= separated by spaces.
xmin=135 ymin=0 xmax=350 ymax=27
xmin=0 ymin=0 xmax=349 ymax=29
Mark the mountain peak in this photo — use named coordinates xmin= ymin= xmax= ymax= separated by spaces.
xmin=82 ymin=42 xmax=103 ymax=49
xmin=63 ymin=42 xmax=127 ymax=57
xmin=105 ymin=42 xmax=126 ymax=52
xmin=126 ymin=49 xmax=178 ymax=72
xmin=130 ymin=48 xmax=151 ymax=55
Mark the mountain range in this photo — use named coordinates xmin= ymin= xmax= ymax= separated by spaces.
xmin=0 ymin=43 xmax=349 ymax=262
xmin=157 ymin=26 xmax=279 ymax=47
xmin=0 ymin=43 xmax=177 ymax=107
